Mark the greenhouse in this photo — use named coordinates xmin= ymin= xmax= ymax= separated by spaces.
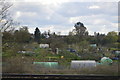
xmin=33 ymin=62 xmax=59 ymax=68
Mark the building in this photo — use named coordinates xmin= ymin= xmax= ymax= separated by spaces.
xmin=39 ymin=44 xmax=49 ymax=48
xmin=90 ymin=44 xmax=97 ymax=47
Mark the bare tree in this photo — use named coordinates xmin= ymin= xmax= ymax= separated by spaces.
xmin=0 ymin=0 xmax=16 ymax=32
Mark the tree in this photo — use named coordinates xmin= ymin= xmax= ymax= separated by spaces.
xmin=34 ymin=27 xmax=41 ymax=43
xmin=78 ymin=40 xmax=90 ymax=52
xmin=47 ymin=30 xmax=51 ymax=37
xmin=107 ymin=31 xmax=117 ymax=36
xmin=2 ymin=31 xmax=13 ymax=44
xmin=74 ymin=22 xmax=87 ymax=36
xmin=14 ymin=26 xmax=31 ymax=43
xmin=95 ymin=33 xmax=105 ymax=46
xmin=103 ymin=31 xmax=118 ymax=47
xmin=50 ymin=37 xmax=67 ymax=53
xmin=0 ymin=0 xmax=16 ymax=32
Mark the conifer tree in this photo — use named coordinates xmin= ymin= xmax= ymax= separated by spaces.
xmin=34 ymin=27 xmax=41 ymax=43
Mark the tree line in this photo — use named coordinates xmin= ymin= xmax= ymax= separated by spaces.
xmin=2 ymin=22 xmax=119 ymax=48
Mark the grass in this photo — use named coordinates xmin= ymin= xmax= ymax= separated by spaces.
xmin=2 ymin=47 xmax=119 ymax=75
xmin=2 ymin=55 xmax=119 ymax=76
xmin=34 ymin=64 xmax=119 ymax=76
xmin=2 ymin=56 xmax=35 ymax=73
xmin=33 ymin=48 xmax=80 ymax=63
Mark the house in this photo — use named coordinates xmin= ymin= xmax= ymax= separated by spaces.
xmin=39 ymin=44 xmax=49 ymax=48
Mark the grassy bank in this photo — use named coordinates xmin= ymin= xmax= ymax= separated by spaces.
xmin=2 ymin=56 xmax=119 ymax=76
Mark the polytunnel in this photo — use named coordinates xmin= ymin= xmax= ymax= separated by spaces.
xmin=100 ymin=57 xmax=113 ymax=65
xmin=71 ymin=60 xmax=96 ymax=69
xmin=33 ymin=62 xmax=58 ymax=68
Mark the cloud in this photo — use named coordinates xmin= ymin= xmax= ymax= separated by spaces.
xmin=9 ymin=1 xmax=118 ymax=35
xmin=88 ymin=5 xmax=100 ymax=9
xmin=69 ymin=14 xmax=117 ymax=25
xmin=69 ymin=14 xmax=118 ymax=35
xmin=57 ymin=2 xmax=117 ymax=17
xmin=15 ymin=11 xmax=21 ymax=19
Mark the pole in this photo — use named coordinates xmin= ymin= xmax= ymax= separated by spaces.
xmin=0 ymin=31 xmax=2 ymax=79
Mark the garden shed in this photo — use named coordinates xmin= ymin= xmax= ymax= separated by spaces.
xmin=39 ymin=44 xmax=49 ymax=48
xmin=90 ymin=44 xmax=97 ymax=47
xmin=71 ymin=60 xmax=96 ymax=69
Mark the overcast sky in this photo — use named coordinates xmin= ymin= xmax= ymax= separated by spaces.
xmin=9 ymin=0 xmax=118 ymax=35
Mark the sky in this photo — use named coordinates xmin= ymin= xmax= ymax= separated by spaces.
xmin=8 ymin=0 xmax=118 ymax=35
